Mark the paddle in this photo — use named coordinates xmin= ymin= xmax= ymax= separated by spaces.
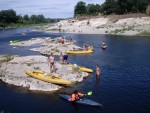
xmin=87 ymin=91 xmax=92 ymax=96
xmin=68 ymin=91 xmax=92 ymax=101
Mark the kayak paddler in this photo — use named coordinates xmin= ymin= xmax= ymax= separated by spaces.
xmin=69 ymin=90 xmax=86 ymax=101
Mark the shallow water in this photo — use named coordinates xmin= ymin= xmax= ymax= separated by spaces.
xmin=0 ymin=27 xmax=150 ymax=113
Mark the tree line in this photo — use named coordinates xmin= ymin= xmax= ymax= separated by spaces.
xmin=0 ymin=9 xmax=57 ymax=29
xmin=74 ymin=0 xmax=150 ymax=17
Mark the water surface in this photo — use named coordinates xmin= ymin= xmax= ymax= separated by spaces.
xmin=0 ymin=27 xmax=150 ymax=113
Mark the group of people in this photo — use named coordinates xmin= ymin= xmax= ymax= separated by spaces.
xmin=59 ymin=36 xmax=74 ymax=45
xmin=48 ymin=37 xmax=102 ymax=102
xmin=73 ymin=44 xmax=91 ymax=51
xmin=48 ymin=52 xmax=69 ymax=73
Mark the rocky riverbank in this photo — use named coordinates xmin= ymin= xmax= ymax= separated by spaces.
xmin=0 ymin=55 xmax=89 ymax=91
xmin=42 ymin=14 xmax=150 ymax=36
xmin=0 ymin=37 xmax=92 ymax=91
xmin=10 ymin=37 xmax=80 ymax=55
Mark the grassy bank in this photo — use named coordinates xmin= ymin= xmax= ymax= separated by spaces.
xmin=0 ymin=23 xmax=49 ymax=30
xmin=139 ymin=31 xmax=150 ymax=36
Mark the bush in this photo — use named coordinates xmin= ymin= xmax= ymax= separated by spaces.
xmin=34 ymin=67 xmax=41 ymax=70
xmin=3 ymin=54 xmax=14 ymax=62
xmin=72 ymin=66 xmax=80 ymax=73
xmin=146 ymin=5 xmax=150 ymax=16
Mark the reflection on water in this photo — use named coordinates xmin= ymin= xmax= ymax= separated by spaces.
xmin=96 ymin=76 xmax=101 ymax=86
xmin=71 ymin=102 xmax=79 ymax=112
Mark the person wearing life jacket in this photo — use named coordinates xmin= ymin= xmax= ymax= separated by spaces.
xmin=69 ymin=90 xmax=86 ymax=101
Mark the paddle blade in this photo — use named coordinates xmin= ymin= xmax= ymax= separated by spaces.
xmin=87 ymin=91 xmax=92 ymax=96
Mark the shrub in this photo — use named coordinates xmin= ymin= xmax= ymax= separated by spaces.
xmin=34 ymin=67 xmax=41 ymax=70
xmin=72 ymin=66 xmax=80 ymax=73
xmin=3 ymin=54 xmax=14 ymax=62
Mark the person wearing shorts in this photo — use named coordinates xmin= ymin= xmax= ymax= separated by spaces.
xmin=63 ymin=54 xmax=68 ymax=64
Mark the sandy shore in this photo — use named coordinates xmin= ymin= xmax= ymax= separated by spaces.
xmin=43 ymin=16 xmax=150 ymax=36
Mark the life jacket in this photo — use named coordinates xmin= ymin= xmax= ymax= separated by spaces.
xmin=68 ymin=93 xmax=79 ymax=101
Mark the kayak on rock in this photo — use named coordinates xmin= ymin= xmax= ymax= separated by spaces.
xmin=25 ymin=70 xmax=72 ymax=85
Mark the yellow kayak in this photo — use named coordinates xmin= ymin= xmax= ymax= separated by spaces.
xmin=25 ymin=70 xmax=72 ymax=85
xmin=65 ymin=50 xmax=93 ymax=54
xmin=67 ymin=64 xmax=93 ymax=73
xmin=65 ymin=46 xmax=93 ymax=54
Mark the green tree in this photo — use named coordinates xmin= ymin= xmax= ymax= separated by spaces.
xmin=23 ymin=14 xmax=29 ymax=21
xmin=87 ymin=4 xmax=101 ymax=15
xmin=74 ymin=1 xmax=87 ymax=17
xmin=30 ymin=15 xmax=37 ymax=23
xmin=0 ymin=9 xmax=18 ymax=23
xmin=138 ymin=0 xmax=150 ymax=13
xmin=36 ymin=15 xmax=45 ymax=23
xmin=101 ymin=0 xmax=117 ymax=15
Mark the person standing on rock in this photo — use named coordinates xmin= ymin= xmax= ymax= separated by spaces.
xmin=61 ymin=37 xmax=65 ymax=45
xmin=70 ymin=36 xmax=73 ymax=44
xmin=48 ymin=52 xmax=55 ymax=73
xmin=96 ymin=65 xmax=101 ymax=76
xmin=63 ymin=53 xmax=68 ymax=64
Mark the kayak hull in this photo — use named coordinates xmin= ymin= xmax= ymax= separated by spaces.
xmin=25 ymin=70 xmax=72 ymax=85
xmin=67 ymin=64 xmax=93 ymax=73
xmin=65 ymin=50 xmax=93 ymax=54
xmin=59 ymin=94 xmax=101 ymax=107
xmin=65 ymin=46 xmax=93 ymax=54
xmin=10 ymin=40 xmax=21 ymax=43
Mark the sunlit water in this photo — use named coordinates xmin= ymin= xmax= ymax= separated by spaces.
xmin=0 ymin=27 xmax=150 ymax=113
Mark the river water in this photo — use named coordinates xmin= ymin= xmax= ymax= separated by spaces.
xmin=0 ymin=27 xmax=150 ymax=113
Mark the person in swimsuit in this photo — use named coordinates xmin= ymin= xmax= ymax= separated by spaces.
xmin=70 ymin=36 xmax=73 ymax=44
xmin=61 ymin=37 xmax=65 ymax=44
xmin=96 ymin=65 xmax=101 ymax=76
xmin=48 ymin=52 xmax=55 ymax=73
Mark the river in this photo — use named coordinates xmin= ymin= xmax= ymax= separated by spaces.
xmin=0 ymin=27 xmax=150 ymax=113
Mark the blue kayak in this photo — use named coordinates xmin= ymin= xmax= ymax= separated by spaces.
xmin=59 ymin=94 xmax=101 ymax=107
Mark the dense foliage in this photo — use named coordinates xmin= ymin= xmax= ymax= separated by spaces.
xmin=74 ymin=0 xmax=150 ymax=17
xmin=0 ymin=9 xmax=55 ymax=28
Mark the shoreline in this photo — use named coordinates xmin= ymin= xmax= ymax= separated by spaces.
xmin=40 ymin=16 xmax=150 ymax=36
xmin=44 ymin=30 xmax=150 ymax=37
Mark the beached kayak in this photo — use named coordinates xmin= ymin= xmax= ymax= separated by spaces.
xmin=65 ymin=46 xmax=93 ymax=54
xmin=67 ymin=63 xmax=93 ymax=73
xmin=65 ymin=50 xmax=93 ymax=54
xmin=10 ymin=40 xmax=21 ymax=43
xmin=59 ymin=94 xmax=101 ymax=107
xmin=25 ymin=70 xmax=72 ymax=85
